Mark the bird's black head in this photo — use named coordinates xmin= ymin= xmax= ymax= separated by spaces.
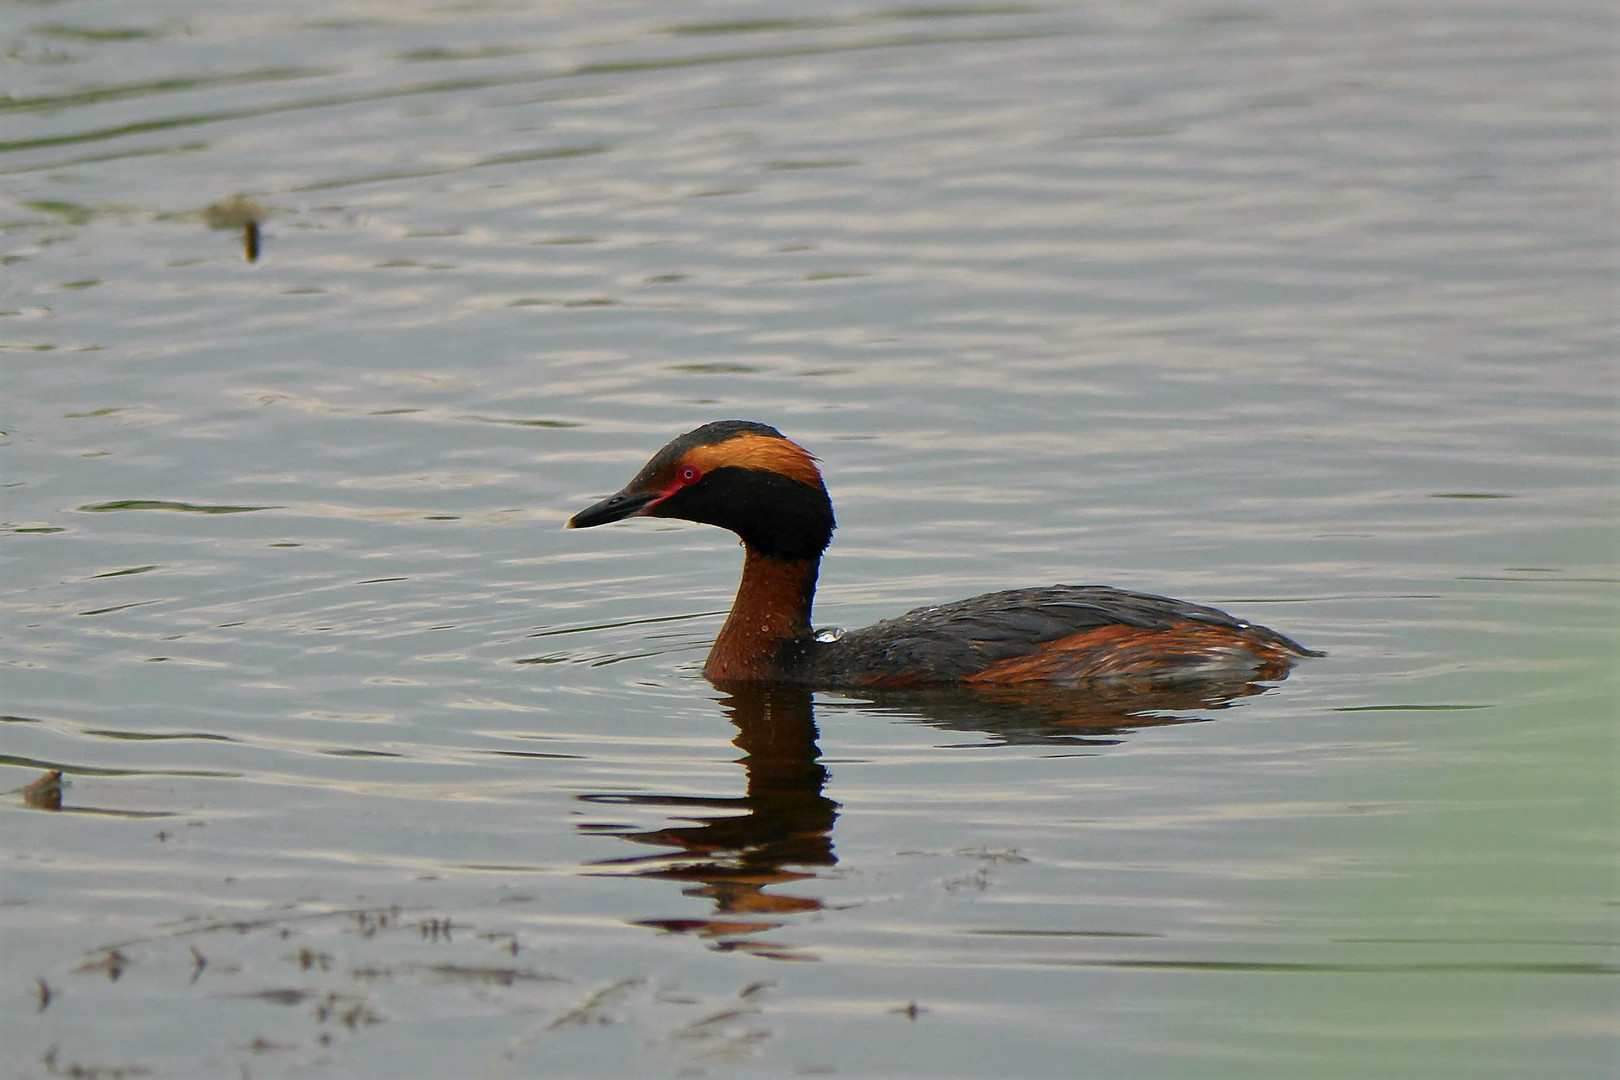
xmin=568 ymin=420 xmax=836 ymax=561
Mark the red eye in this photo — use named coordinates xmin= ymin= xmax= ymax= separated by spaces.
xmin=678 ymin=464 xmax=701 ymax=486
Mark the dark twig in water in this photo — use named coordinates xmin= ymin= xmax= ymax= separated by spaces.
xmin=204 ymin=196 xmax=265 ymax=262
xmin=189 ymin=946 xmax=209 ymax=983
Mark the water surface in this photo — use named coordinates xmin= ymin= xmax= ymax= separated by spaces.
xmin=2 ymin=2 xmax=1615 ymax=1077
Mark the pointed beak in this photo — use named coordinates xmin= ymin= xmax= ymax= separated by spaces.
xmin=566 ymin=488 xmax=663 ymax=529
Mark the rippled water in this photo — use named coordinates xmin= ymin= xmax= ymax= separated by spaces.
xmin=3 ymin=2 xmax=1615 ymax=1077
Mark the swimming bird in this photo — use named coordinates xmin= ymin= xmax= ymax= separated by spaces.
xmin=568 ymin=421 xmax=1320 ymax=687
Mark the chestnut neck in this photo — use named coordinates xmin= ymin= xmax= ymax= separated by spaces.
xmin=703 ymin=547 xmax=820 ymax=682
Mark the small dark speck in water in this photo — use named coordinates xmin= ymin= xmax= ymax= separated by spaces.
xmin=74 ymin=948 xmax=131 ymax=981
xmin=203 ymin=196 xmax=264 ymax=262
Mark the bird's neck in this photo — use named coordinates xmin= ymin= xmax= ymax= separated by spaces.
xmin=704 ymin=547 xmax=820 ymax=682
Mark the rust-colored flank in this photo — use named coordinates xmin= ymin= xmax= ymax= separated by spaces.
xmin=962 ymin=624 xmax=1301 ymax=685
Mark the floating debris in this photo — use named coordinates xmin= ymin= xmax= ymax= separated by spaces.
xmin=203 ymin=196 xmax=265 ymax=262
xmin=21 ymin=770 xmax=64 ymax=811
xmin=74 ymin=947 xmax=130 ymax=982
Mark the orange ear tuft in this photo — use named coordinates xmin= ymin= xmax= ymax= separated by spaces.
xmin=684 ymin=433 xmax=824 ymax=489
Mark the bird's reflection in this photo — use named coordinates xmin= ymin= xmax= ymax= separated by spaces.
xmin=578 ymin=686 xmax=837 ymax=960
xmin=840 ymin=674 xmax=1277 ymax=747
xmin=576 ymin=676 xmax=1280 ymax=957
